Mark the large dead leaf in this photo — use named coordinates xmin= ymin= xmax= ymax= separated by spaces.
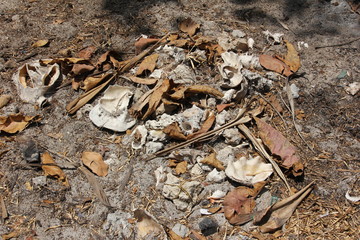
xmin=81 ymin=151 xmax=108 ymax=177
xmin=223 ymin=182 xmax=265 ymax=225
xmin=282 ymin=40 xmax=300 ymax=73
xmin=41 ymin=152 xmax=69 ymax=186
xmin=255 ymin=117 xmax=303 ymax=176
xmin=0 ymin=114 xmax=40 ymax=134
xmin=179 ymin=18 xmax=200 ymax=36
xmin=170 ymin=85 xmax=224 ymax=100
xmin=78 ymin=166 xmax=111 ymax=207
xmin=135 ymin=37 xmax=160 ymax=54
xmin=130 ymin=79 xmax=171 ymax=120
xmin=163 ymin=122 xmax=187 ymax=141
xmin=136 ymin=53 xmax=159 ymax=76
xmin=259 ymin=55 xmax=292 ymax=77
xmin=200 ymin=152 xmax=225 ymax=171
xmin=254 ymin=181 xmax=314 ymax=233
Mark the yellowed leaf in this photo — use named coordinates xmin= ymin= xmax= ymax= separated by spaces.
xmin=283 ymin=40 xmax=301 ymax=72
xmin=32 ymin=39 xmax=49 ymax=47
xmin=25 ymin=182 xmax=33 ymax=191
xmin=0 ymin=95 xmax=11 ymax=109
xmin=41 ymin=152 xmax=69 ymax=186
xmin=175 ymin=161 xmax=188 ymax=175
xmin=134 ymin=209 xmax=163 ymax=238
xmin=136 ymin=53 xmax=159 ymax=76
xmin=81 ymin=151 xmax=108 ymax=177
xmin=179 ymin=18 xmax=200 ymax=36
xmin=0 ymin=114 xmax=40 ymax=134
xmin=200 ymin=152 xmax=225 ymax=171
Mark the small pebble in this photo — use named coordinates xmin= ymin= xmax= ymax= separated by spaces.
xmin=199 ymin=217 xmax=218 ymax=236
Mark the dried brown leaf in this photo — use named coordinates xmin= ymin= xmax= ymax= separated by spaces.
xmin=136 ymin=53 xmax=159 ymax=76
xmin=81 ymin=151 xmax=108 ymax=177
xmin=167 ymin=228 xmax=185 ymax=240
xmin=283 ymin=40 xmax=300 ymax=72
xmin=259 ymin=54 xmax=292 ymax=77
xmin=78 ymin=166 xmax=111 ymax=207
xmin=32 ymin=39 xmax=49 ymax=48
xmin=175 ymin=161 xmax=188 ymax=175
xmin=77 ymin=46 xmax=96 ymax=60
xmin=80 ymin=75 xmax=106 ymax=92
xmin=216 ymin=103 xmax=233 ymax=113
xmin=170 ymin=85 xmax=223 ymax=100
xmin=135 ymin=37 xmax=160 ymax=54
xmin=179 ymin=18 xmax=200 ymax=36
xmin=0 ymin=195 xmax=8 ymax=221
xmin=128 ymin=76 xmax=158 ymax=85
xmin=163 ymin=122 xmax=187 ymax=141
xmin=134 ymin=209 xmax=163 ymax=238
xmin=200 ymin=153 xmax=224 ymax=171
xmin=41 ymin=152 xmax=69 ymax=186
xmin=268 ymin=95 xmax=283 ymax=113
xmin=71 ymin=64 xmax=95 ymax=75
xmin=255 ymin=117 xmax=303 ymax=176
xmin=0 ymin=95 xmax=11 ymax=109
xmin=0 ymin=114 xmax=40 ymax=134
xmin=254 ymin=181 xmax=314 ymax=233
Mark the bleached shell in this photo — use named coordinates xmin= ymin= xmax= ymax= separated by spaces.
xmin=177 ymin=105 xmax=204 ymax=135
xmin=131 ymin=125 xmax=148 ymax=150
xmin=225 ymin=156 xmax=273 ymax=185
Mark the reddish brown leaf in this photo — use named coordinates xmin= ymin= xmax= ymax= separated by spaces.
xmin=175 ymin=161 xmax=188 ymax=175
xmin=255 ymin=117 xmax=304 ymax=176
xmin=283 ymin=40 xmax=300 ymax=73
xmin=0 ymin=114 xmax=40 ymax=134
xmin=163 ymin=122 xmax=187 ymax=141
xmin=216 ymin=103 xmax=234 ymax=113
xmin=259 ymin=54 xmax=292 ymax=77
xmin=135 ymin=37 xmax=160 ymax=54
xmin=71 ymin=64 xmax=95 ymax=75
xmin=187 ymin=112 xmax=215 ymax=139
xmin=129 ymin=76 xmax=158 ymax=85
xmin=77 ymin=46 xmax=96 ymax=60
xmin=179 ymin=18 xmax=200 ymax=36
xmin=136 ymin=53 xmax=159 ymax=76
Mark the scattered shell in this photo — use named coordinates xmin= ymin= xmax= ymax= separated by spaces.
xmin=219 ymin=52 xmax=244 ymax=88
xmin=89 ymin=85 xmax=136 ymax=132
xmin=154 ymin=166 xmax=166 ymax=187
xmin=222 ymin=128 xmax=243 ymax=145
xmin=262 ymin=30 xmax=284 ymax=44
xmin=168 ymin=64 xmax=196 ymax=84
xmin=147 ymin=130 xmax=167 ymax=142
xmin=225 ymin=155 xmax=273 ymax=185
xmin=190 ymin=163 xmax=204 ymax=177
xmin=247 ymin=38 xmax=254 ymax=49
xmin=344 ymin=82 xmax=360 ymax=96
xmin=146 ymin=142 xmax=164 ymax=154
xmin=345 ymin=190 xmax=360 ymax=202
xmin=131 ymin=125 xmax=148 ymax=149
xmin=210 ymin=190 xmax=227 ymax=199
xmin=177 ymin=105 xmax=204 ymax=135
xmin=206 ymin=169 xmax=226 ymax=183
xmin=145 ymin=113 xmax=176 ymax=130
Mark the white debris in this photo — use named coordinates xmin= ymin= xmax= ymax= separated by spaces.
xmin=200 ymin=209 xmax=212 ymax=215
xmin=262 ymin=30 xmax=284 ymax=44
xmin=177 ymin=105 xmax=204 ymax=135
xmin=147 ymin=130 xmax=167 ymax=142
xmin=238 ymin=54 xmax=262 ymax=70
xmin=145 ymin=113 xmax=176 ymax=130
xmin=163 ymin=173 xmax=181 ymax=199
xmin=149 ymin=69 xmax=163 ymax=79
xmin=219 ymin=52 xmax=244 ymax=88
xmin=225 ymin=155 xmax=273 ymax=185
xmin=247 ymin=38 xmax=254 ymax=49
xmin=222 ymin=89 xmax=237 ymax=103
xmin=154 ymin=166 xmax=166 ymax=187
xmin=131 ymin=125 xmax=148 ymax=149
xmin=173 ymin=199 xmax=189 ymax=211
xmin=89 ymin=85 xmax=137 ymax=132
xmin=345 ymin=190 xmax=360 ymax=202
xmin=172 ymin=223 xmax=189 ymax=238
xmin=145 ymin=142 xmax=163 ymax=154
xmin=207 ymin=98 xmax=217 ymax=108
xmin=12 ymin=60 xmax=63 ymax=106
xmin=297 ymin=41 xmax=309 ymax=50
xmin=216 ymin=110 xmax=231 ymax=126
xmin=178 ymin=181 xmax=201 ymax=201
xmin=206 ymin=169 xmax=226 ymax=183
xmin=210 ymin=190 xmax=227 ymax=199
xmin=190 ymin=163 xmax=204 ymax=177
xmin=289 ymin=83 xmax=300 ymax=98
xmin=222 ymin=128 xmax=243 ymax=145
xmin=344 ymin=82 xmax=360 ymax=95
xmin=232 ymin=30 xmax=246 ymax=38
xmin=168 ymin=64 xmax=196 ymax=84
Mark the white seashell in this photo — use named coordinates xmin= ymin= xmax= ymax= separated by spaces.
xmin=131 ymin=125 xmax=148 ymax=150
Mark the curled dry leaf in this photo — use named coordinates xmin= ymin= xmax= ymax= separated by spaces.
xmin=163 ymin=122 xmax=187 ymax=141
xmin=282 ymin=40 xmax=300 ymax=73
xmin=0 ymin=114 xmax=40 ymax=134
xmin=41 ymin=152 xmax=69 ymax=186
xmin=135 ymin=37 xmax=160 ymax=54
xmin=170 ymin=85 xmax=224 ymax=100
xmin=32 ymin=39 xmax=49 ymax=47
xmin=0 ymin=95 xmax=11 ymax=109
xmin=187 ymin=112 xmax=216 ymax=139
xmin=80 ymin=74 xmax=107 ymax=92
xmin=128 ymin=76 xmax=158 ymax=85
xmin=223 ymin=181 xmax=266 ymax=225
xmin=254 ymin=181 xmax=314 ymax=233
xmin=200 ymin=153 xmax=225 ymax=171
xmin=179 ymin=17 xmax=200 ymax=36
xmin=136 ymin=53 xmax=159 ymax=76
xmin=259 ymin=54 xmax=292 ymax=77
xmin=175 ymin=161 xmax=188 ymax=175
xmin=77 ymin=46 xmax=96 ymax=60
xmin=81 ymin=151 xmax=108 ymax=177
xmin=255 ymin=117 xmax=304 ymax=176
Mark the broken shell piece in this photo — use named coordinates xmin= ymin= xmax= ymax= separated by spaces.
xmin=344 ymin=82 xmax=360 ymax=96
xmin=12 ymin=60 xmax=63 ymax=105
xmin=190 ymin=163 xmax=204 ymax=177
xmin=225 ymin=155 xmax=273 ymax=185
xmin=345 ymin=190 xmax=360 ymax=202
xmin=222 ymin=128 xmax=243 ymax=145
xmin=146 ymin=142 xmax=163 ymax=154
xmin=131 ymin=125 xmax=148 ymax=150
xmin=163 ymin=173 xmax=181 ymax=199
xmin=238 ymin=54 xmax=262 ymax=70
xmin=247 ymin=38 xmax=254 ymax=49
xmin=178 ymin=181 xmax=201 ymax=201
xmin=206 ymin=169 xmax=226 ymax=183
xmin=262 ymin=30 xmax=284 ymax=44
xmin=145 ymin=113 xmax=176 ymax=130
xmin=210 ymin=190 xmax=227 ymax=199
xmin=219 ymin=52 xmax=244 ymax=88
xmin=147 ymin=130 xmax=167 ymax=142
xmin=200 ymin=209 xmax=212 ymax=215
xmin=154 ymin=166 xmax=166 ymax=187
xmin=89 ymin=85 xmax=136 ymax=132
xmin=177 ymin=105 xmax=204 ymax=135
xmin=168 ymin=64 xmax=196 ymax=84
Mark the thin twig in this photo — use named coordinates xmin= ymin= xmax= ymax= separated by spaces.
xmin=315 ymin=36 xmax=360 ymax=49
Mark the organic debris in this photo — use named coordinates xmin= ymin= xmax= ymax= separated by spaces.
xmin=81 ymin=151 xmax=108 ymax=177
xmin=41 ymin=152 xmax=69 ymax=186
xmin=0 ymin=114 xmax=40 ymax=134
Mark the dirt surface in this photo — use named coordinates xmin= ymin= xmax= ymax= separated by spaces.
xmin=0 ymin=0 xmax=359 ymax=239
